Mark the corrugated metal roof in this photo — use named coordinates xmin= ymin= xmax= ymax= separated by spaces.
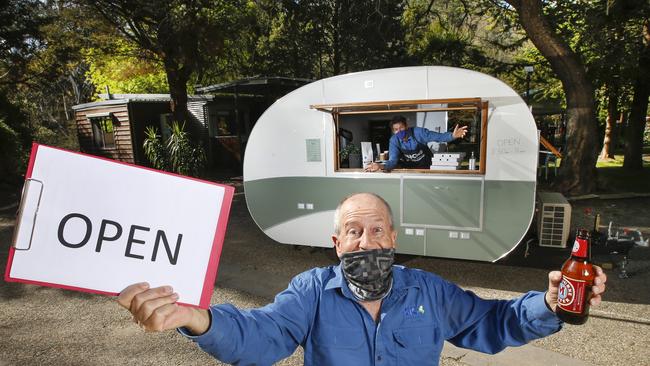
xmin=195 ymin=76 xmax=312 ymax=94
xmin=72 ymin=94 xmax=214 ymax=111
xmin=71 ymin=99 xmax=129 ymax=111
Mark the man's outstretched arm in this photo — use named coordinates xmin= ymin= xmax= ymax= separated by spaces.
xmin=440 ymin=268 xmax=607 ymax=354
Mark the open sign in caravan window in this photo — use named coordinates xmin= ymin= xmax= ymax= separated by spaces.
xmin=312 ymin=98 xmax=488 ymax=174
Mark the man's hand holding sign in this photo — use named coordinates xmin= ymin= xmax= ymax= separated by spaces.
xmin=118 ymin=282 xmax=210 ymax=335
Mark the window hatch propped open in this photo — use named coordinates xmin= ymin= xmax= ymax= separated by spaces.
xmin=310 ymin=98 xmax=482 ymax=115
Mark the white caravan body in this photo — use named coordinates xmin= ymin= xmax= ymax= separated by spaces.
xmin=243 ymin=66 xmax=538 ymax=262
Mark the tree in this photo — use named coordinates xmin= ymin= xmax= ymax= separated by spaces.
xmin=623 ymin=18 xmax=650 ymax=170
xmin=0 ymin=0 xmax=47 ymax=183
xmin=85 ymin=40 xmax=168 ymax=95
xmin=569 ymin=1 xmax=649 ymax=163
xmin=86 ymin=0 xmax=246 ymax=123
xmin=14 ymin=2 xmax=111 ymax=149
xmin=0 ymin=0 xmax=47 ymax=85
xmin=503 ymin=0 xmax=599 ymax=195
xmin=403 ymin=0 xmax=493 ymax=70
xmin=0 ymin=91 xmax=30 ymax=185
xmin=248 ymin=0 xmax=409 ymax=79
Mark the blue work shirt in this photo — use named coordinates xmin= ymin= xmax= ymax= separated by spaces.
xmin=181 ymin=265 xmax=562 ymax=365
xmin=384 ymin=127 xmax=454 ymax=170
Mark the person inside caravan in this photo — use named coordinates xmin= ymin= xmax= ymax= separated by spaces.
xmin=365 ymin=115 xmax=468 ymax=172
xmin=117 ymin=192 xmax=607 ymax=365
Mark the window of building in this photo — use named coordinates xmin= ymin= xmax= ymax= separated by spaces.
xmin=88 ymin=114 xmax=116 ymax=149
xmin=208 ymin=110 xmax=237 ymax=137
xmin=312 ymin=98 xmax=488 ymax=174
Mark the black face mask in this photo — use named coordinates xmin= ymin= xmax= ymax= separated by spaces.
xmin=340 ymin=248 xmax=394 ymax=301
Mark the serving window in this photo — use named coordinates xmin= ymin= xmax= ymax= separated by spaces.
xmin=312 ymin=98 xmax=488 ymax=174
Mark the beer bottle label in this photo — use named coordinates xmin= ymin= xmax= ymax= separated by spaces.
xmin=557 ymin=275 xmax=588 ymax=313
xmin=571 ymin=237 xmax=588 ymax=258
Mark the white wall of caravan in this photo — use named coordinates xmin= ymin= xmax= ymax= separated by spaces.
xmin=322 ymin=67 xmax=429 ymax=104
xmin=425 ymin=66 xmax=515 ymax=99
xmin=243 ymin=82 xmax=325 ymax=181
xmin=484 ymin=101 xmax=539 ymax=182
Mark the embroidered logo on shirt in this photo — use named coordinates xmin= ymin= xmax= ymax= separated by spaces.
xmin=404 ymin=305 xmax=425 ymax=318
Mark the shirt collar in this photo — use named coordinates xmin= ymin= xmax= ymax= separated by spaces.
xmin=325 ymin=264 xmax=420 ymax=293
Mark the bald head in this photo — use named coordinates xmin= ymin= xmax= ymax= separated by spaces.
xmin=333 ymin=193 xmax=394 ymax=235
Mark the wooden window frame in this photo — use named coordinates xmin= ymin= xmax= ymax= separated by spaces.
xmin=88 ymin=115 xmax=116 ymax=149
xmin=311 ymin=98 xmax=488 ymax=175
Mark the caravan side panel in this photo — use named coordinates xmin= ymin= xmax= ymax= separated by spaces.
xmin=243 ymin=82 xmax=326 ymax=182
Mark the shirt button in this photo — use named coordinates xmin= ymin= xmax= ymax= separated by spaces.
xmin=377 ymin=355 xmax=382 ymax=362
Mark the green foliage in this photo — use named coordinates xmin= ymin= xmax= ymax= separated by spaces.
xmin=85 ymin=0 xmax=249 ymax=121
xmin=143 ymin=122 xmax=205 ymax=177
xmin=1 ymin=2 xmax=101 ymax=168
xmin=404 ymin=0 xmax=487 ymax=69
xmin=0 ymin=0 xmax=48 ymax=82
xmin=339 ymin=143 xmax=361 ymax=160
xmin=0 ymin=91 xmax=32 ymax=185
xmin=246 ymin=0 xmax=409 ymax=79
xmin=85 ymin=40 xmax=169 ymax=95
xmin=0 ymin=119 xmax=29 ymax=185
xmin=143 ymin=126 xmax=169 ymax=171
xmin=167 ymin=122 xmax=206 ymax=177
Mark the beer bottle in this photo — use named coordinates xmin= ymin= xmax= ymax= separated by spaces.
xmin=556 ymin=229 xmax=595 ymax=324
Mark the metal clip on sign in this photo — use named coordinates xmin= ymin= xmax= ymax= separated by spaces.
xmin=11 ymin=178 xmax=44 ymax=251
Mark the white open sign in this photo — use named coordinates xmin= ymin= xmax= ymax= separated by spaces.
xmin=5 ymin=144 xmax=234 ymax=309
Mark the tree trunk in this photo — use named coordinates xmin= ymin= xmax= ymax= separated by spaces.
xmin=615 ymin=112 xmax=624 ymax=149
xmin=506 ymin=0 xmax=599 ymax=195
xmin=163 ymin=60 xmax=189 ymax=125
xmin=623 ymin=19 xmax=650 ymax=170
xmin=599 ymin=87 xmax=618 ymax=160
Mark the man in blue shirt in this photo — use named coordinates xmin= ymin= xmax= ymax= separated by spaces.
xmin=366 ymin=115 xmax=468 ymax=172
xmin=118 ymin=193 xmax=607 ymax=365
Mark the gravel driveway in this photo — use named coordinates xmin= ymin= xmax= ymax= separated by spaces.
xmin=1 ymin=191 xmax=649 ymax=365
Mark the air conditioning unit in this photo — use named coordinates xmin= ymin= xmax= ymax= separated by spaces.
xmin=537 ymin=192 xmax=572 ymax=248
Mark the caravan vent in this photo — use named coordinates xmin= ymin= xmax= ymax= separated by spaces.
xmin=537 ymin=192 xmax=572 ymax=248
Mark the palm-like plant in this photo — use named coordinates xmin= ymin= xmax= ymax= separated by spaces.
xmin=166 ymin=122 xmax=206 ymax=177
xmin=143 ymin=122 xmax=205 ymax=177
xmin=143 ymin=126 xmax=168 ymax=171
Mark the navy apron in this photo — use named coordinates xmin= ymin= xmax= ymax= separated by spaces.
xmin=398 ymin=128 xmax=432 ymax=169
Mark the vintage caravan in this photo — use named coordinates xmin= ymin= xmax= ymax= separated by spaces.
xmin=243 ymin=66 xmax=539 ymax=262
